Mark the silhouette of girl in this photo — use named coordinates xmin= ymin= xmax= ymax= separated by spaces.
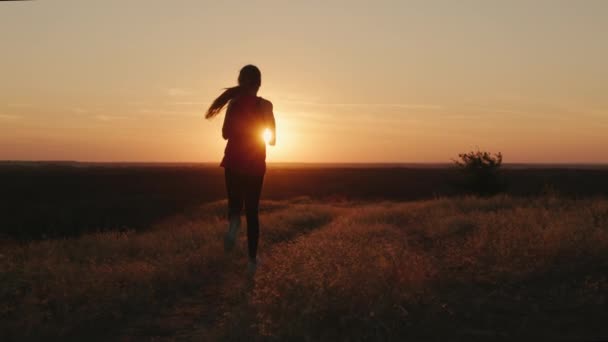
xmin=205 ymin=65 xmax=276 ymax=274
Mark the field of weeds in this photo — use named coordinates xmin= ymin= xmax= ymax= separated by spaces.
xmin=2 ymin=195 xmax=608 ymax=341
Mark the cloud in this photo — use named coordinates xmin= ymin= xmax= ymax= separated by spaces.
xmin=6 ymin=103 xmax=33 ymax=108
xmin=168 ymin=101 xmax=209 ymax=106
xmin=279 ymin=100 xmax=443 ymax=110
xmin=71 ymin=107 xmax=89 ymax=114
xmin=0 ymin=114 xmax=21 ymax=120
xmin=95 ymin=115 xmax=129 ymax=122
xmin=168 ymin=96 xmax=444 ymax=111
xmin=583 ymin=108 xmax=608 ymax=118
xmin=126 ymin=101 xmax=147 ymax=106
xmin=137 ymin=109 xmax=198 ymax=117
xmin=166 ymin=88 xmax=193 ymax=97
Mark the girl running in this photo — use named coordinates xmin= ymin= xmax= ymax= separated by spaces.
xmin=205 ymin=65 xmax=276 ymax=275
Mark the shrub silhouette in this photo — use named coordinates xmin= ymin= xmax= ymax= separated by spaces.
xmin=454 ymin=150 xmax=505 ymax=195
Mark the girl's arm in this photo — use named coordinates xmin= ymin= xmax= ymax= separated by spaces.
xmin=269 ymin=110 xmax=276 ymax=146
xmin=264 ymin=100 xmax=276 ymax=146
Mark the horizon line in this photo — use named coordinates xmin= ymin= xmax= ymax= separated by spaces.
xmin=2 ymin=160 xmax=608 ymax=166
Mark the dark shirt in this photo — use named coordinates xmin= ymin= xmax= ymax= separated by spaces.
xmin=220 ymin=94 xmax=275 ymax=175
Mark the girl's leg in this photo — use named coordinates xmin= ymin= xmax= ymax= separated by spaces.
xmin=244 ymin=173 xmax=264 ymax=261
xmin=224 ymin=168 xmax=244 ymax=251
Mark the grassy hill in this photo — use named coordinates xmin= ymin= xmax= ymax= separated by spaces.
xmin=2 ymin=196 xmax=607 ymax=340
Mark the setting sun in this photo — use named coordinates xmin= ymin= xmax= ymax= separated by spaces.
xmin=262 ymin=128 xmax=272 ymax=145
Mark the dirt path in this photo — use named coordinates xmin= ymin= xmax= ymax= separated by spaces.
xmin=116 ymin=204 xmax=340 ymax=341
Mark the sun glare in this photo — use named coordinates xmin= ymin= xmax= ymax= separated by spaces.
xmin=263 ymin=128 xmax=273 ymax=145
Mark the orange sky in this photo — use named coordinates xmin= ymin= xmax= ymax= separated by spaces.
xmin=1 ymin=1 xmax=607 ymax=163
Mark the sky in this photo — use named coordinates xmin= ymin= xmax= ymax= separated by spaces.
xmin=1 ymin=0 xmax=607 ymax=163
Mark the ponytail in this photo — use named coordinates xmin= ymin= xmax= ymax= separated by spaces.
xmin=205 ymin=86 xmax=242 ymax=119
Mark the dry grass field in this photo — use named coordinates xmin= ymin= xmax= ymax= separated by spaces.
xmin=2 ymin=195 xmax=608 ymax=341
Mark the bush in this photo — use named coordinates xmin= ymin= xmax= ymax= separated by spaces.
xmin=454 ymin=150 xmax=505 ymax=195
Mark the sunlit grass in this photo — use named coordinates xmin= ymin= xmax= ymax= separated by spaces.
xmin=2 ymin=196 xmax=608 ymax=340
xmin=248 ymin=196 xmax=608 ymax=340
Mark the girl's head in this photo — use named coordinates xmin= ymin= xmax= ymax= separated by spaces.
xmin=238 ymin=64 xmax=261 ymax=90
xmin=205 ymin=65 xmax=262 ymax=119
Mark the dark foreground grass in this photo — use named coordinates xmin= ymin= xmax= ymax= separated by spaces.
xmin=245 ymin=196 xmax=608 ymax=341
xmin=0 ymin=201 xmax=336 ymax=340
xmin=2 ymin=196 xmax=608 ymax=341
